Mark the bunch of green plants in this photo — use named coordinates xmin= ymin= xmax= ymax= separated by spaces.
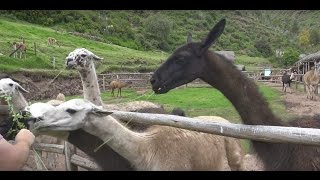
xmin=0 ymin=94 xmax=31 ymax=138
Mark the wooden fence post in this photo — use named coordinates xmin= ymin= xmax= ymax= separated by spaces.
xmin=52 ymin=57 xmax=56 ymax=69
xmin=103 ymin=75 xmax=106 ymax=91
xmin=64 ymin=141 xmax=78 ymax=171
xmin=34 ymin=42 xmax=37 ymax=56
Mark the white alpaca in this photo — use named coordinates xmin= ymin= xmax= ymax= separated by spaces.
xmin=29 ymin=99 xmax=235 ymax=171
xmin=0 ymin=78 xmax=29 ymax=113
xmin=65 ymin=48 xmax=163 ymax=112
xmin=0 ymin=78 xmax=133 ymax=170
xmin=65 ymin=48 xmax=104 ymax=106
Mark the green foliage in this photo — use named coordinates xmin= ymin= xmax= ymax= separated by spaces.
xmin=282 ymin=47 xmax=300 ymax=67
xmin=310 ymin=29 xmax=320 ymax=45
xmin=2 ymin=10 xmax=320 ymax=72
xmin=143 ymin=14 xmax=173 ymax=51
xmin=0 ymin=94 xmax=31 ymax=138
xmin=291 ymin=19 xmax=299 ymax=34
xmin=254 ymin=39 xmax=273 ymax=57
xmin=298 ymin=28 xmax=310 ymax=46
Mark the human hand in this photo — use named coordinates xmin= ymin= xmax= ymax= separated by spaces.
xmin=15 ymin=129 xmax=35 ymax=147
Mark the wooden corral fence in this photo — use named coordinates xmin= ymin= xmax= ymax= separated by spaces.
xmin=246 ymin=72 xmax=319 ymax=95
xmin=99 ymin=73 xmax=153 ymax=90
xmin=16 ymin=141 xmax=100 ymax=171
xmin=98 ymin=73 xmax=210 ymax=91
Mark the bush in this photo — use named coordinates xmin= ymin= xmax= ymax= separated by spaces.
xmin=254 ymin=39 xmax=273 ymax=57
xmin=282 ymin=47 xmax=300 ymax=67
xmin=143 ymin=14 xmax=173 ymax=52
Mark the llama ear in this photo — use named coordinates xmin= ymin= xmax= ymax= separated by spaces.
xmin=15 ymin=82 xmax=29 ymax=93
xmin=199 ymin=19 xmax=226 ymax=55
xmin=91 ymin=107 xmax=113 ymax=116
xmin=92 ymin=54 xmax=104 ymax=61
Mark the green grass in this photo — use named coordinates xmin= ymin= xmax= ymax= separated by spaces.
xmin=235 ymin=55 xmax=272 ymax=69
xmin=0 ymin=18 xmax=168 ymax=74
xmin=66 ymin=84 xmax=289 ymax=122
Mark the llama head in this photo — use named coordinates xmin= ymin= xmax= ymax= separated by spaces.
xmin=150 ymin=19 xmax=226 ymax=94
xmin=65 ymin=48 xmax=103 ymax=70
xmin=0 ymin=78 xmax=29 ymax=96
xmin=29 ymin=99 xmax=112 ymax=132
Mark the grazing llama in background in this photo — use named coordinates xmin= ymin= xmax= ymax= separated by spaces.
xmin=303 ymin=60 xmax=320 ymax=100
xmin=281 ymin=70 xmax=296 ymax=93
xmin=110 ymin=80 xmax=133 ymax=97
xmin=12 ymin=39 xmax=27 ymax=59
xmin=29 ymin=98 xmax=243 ymax=171
xmin=47 ymin=37 xmax=60 ymax=47
xmin=150 ymin=18 xmax=320 ymax=170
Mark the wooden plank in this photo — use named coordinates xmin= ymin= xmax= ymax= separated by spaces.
xmin=32 ymin=143 xmax=64 ymax=154
xmin=64 ymin=141 xmax=78 ymax=171
xmin=111 ymin=111 xmax=320 ymax=146
xmin=71 ymin=154 xmax=100 ymax=171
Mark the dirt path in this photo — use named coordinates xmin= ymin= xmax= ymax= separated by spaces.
xmin=264 ymin=82 xmax=320 ymax=117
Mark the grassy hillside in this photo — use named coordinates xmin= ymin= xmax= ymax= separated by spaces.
xmin=2 ymin=10 xmax=319 ymax=73
xmin=0 ymin=16 xmax=273 ymax=74
xmin=3 ymin=10 xmax=320 ymax=54
xmin=0 ymin=18 xmax=168 ymax=74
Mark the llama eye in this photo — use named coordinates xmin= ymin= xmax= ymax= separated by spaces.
xmin=81 ymin=54 xmax=87 ymax=57
xmin=66 ymin=109 xmax=77 ymax=114
xmin=8 ymin=83 xmax=13 ymax=87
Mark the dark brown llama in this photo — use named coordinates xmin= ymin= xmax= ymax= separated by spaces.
xmin=110 ymin=80 xmax=132 ymax=97
xmin=150 ymin=19 xmax=320 ymax=171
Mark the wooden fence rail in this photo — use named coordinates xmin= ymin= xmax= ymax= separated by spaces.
xmin=111 ymin=111 xmax=320 ymax=146
xmin=9 ymin=141 xmax=100 ymax=171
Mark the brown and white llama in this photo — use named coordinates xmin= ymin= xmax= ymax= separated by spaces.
xmin=28 ymin=98 xmax=244 ymax=171
xmin=110 ymin=80 xmax=133 ymax=97
xmin=281 ymin=70 xmax=296 ymax=93
xmin=150 ymin=18 xmax=320 ymax=170
xmin=12 ymin=39 xmax=27 ymax=59
xmin=303 ymin=60 xmax=320 ymax=100
xmin=47 ymin=37 xmax=60 ymax=47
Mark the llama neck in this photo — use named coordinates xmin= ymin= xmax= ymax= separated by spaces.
xmin=67 ymin=129 xmax=133 ymax=170
xmin=83 ymin=115 xmax=148 ymax=165
xmin=79 ymin=62 xmax=103 ymax=106
xmin=201 ymin=52 xmax=284 ymax=126
xmin=11 ymin=92 xmax=28 ymax=113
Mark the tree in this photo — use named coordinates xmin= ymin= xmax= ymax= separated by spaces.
xmin=254 ymin=39 xmax=273 ymax=57
xmin=291 ymin=20 xmax=299 ymax=34
xmin=310 ymin=29 xmax=320 ymax=45
xmin=282 ymin=47 xmax=299 ymax=67
xmin=144 ymin=14 xmax=172 ymax=51
xmin=298 ymin=28 xmax=310 ymax=46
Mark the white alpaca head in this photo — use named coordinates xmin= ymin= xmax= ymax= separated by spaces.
xmin=28 ymin=99 xmax=112 ymax=132
xmin=65 ymin=48 xmax=103 ymax=69
xmin=0 ymin=78 xmax=29 ymax=96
